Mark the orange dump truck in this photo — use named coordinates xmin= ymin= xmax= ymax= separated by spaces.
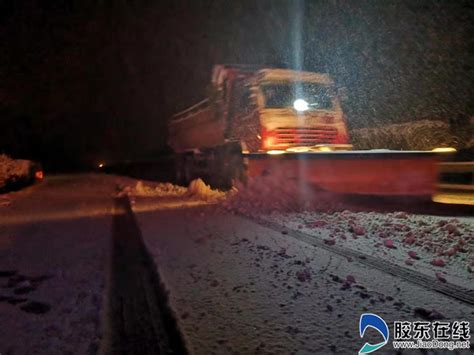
xmin=169 ymin=64 xmax=351 ymax=154
xmin=169 ymin=64 xmax=444 ymax=197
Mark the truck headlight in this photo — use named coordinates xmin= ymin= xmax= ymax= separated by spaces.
xmin=293 ymin=99 xmax=309 ymax=112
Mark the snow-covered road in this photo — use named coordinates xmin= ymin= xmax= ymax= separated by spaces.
xmin=1 ymin=175 xmax=472 ymax=354
xmin=0 ymin=175 xmax=121 ymax=354
xmin=133 ymin=198 xmax=474 ymax=354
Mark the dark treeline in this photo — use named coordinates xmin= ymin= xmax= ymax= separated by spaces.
xmin=0 ymin=0 xmax=472 ymax=169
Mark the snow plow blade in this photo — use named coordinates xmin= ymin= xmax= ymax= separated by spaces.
xmin=245 ymin=151 xmax=443 ymax=197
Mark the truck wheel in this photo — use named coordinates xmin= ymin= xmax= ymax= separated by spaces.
xmin=183 ymin=155 xmax=193 ymax=185
xmin=218 ymin=152 xmax=244 ymax=189
xmin=175 ymin=157 xmax=184 ymax=186
xmin=175 ymin=155 xmax=193 ymax=186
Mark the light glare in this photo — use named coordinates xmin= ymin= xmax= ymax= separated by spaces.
xmin=293 ymin=99 xmax=309 ymax=112
xmin=432 ymin=147 xmax=456 ymax=153
xmin=267 ymin=150 xmax=286 ymax=155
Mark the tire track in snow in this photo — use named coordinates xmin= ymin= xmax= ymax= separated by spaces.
xmin=101 ymin=197 xmax=188 ymax=355
xmin=247 ymin=216 xmax=474 ymax=306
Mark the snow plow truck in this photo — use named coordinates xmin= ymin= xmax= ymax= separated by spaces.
xmin=169 ymin=64 xmax=446 ymax=197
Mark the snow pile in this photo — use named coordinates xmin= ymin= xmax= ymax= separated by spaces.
xmin=351 ymin=120 xmax=458 ymax=150
xmin=222 ymin=175 xmax=345 ymax=215
xmin=0 ymin=154 xmax=30 ymax=191
xmin=186 ymin=178 xmax=227 ymax=202
xmin=118 ymin=180 xmax=188 ymax=197
xmin=118 ymin=178 xmax=227 ymax=202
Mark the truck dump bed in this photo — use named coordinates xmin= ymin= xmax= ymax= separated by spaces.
xmin=168 ymin=99 xmax=226 ymax=153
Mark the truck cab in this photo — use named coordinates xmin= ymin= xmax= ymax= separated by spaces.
xmin=223 ymin=67 xmax=350 ymax=152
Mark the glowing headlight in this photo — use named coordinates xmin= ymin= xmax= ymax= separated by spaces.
xmin=267 ymin=150 xmax=286 ymax=155
xmin=432 ymin=147 xmax=456 ymax=153
xmin=293 ymin=99 xmax=309 ymax=112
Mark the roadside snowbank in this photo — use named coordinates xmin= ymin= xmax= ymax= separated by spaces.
xmin=119 ymin=180 xmax=188 ymax=197
xmin=223 ymin=175 xmax=346 ymax=214
xmin=118 ymin=178 xmax=228 ymax=202
xmin=187 ymin=178 xmax=229 ymax=201
xmin=0 ymin=154 xmax=30 ymax=191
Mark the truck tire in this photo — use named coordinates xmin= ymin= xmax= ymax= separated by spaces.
xmin=183 ymin=155 xmax=193 ymax=185
xmin=175 ymin=154 xmax=193 ymax=187
xmin=212 ymin=141 xmax=245 ymax=189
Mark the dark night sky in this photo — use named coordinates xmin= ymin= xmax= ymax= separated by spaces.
xmin=0 ymin=0 xmax=473 ymax=169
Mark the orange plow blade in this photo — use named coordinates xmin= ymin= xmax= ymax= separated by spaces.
xmin=246 ymin=151 xmax=442 ymax=197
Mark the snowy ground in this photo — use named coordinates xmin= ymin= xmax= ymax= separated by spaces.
xmin=0 ymin=174 xmax=123 ymax=354
xmin=133 ymin=198 xmax=474 ymax=354
xmin=1 ymin=175 xmax=472 ymax=354
xmin=0 ymin=175 xmax=227 ymax=354
xmin=223 ymin=176 xmax=473 ymax=289
xmin=258 ymin=211 xmax=473 ymax=289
